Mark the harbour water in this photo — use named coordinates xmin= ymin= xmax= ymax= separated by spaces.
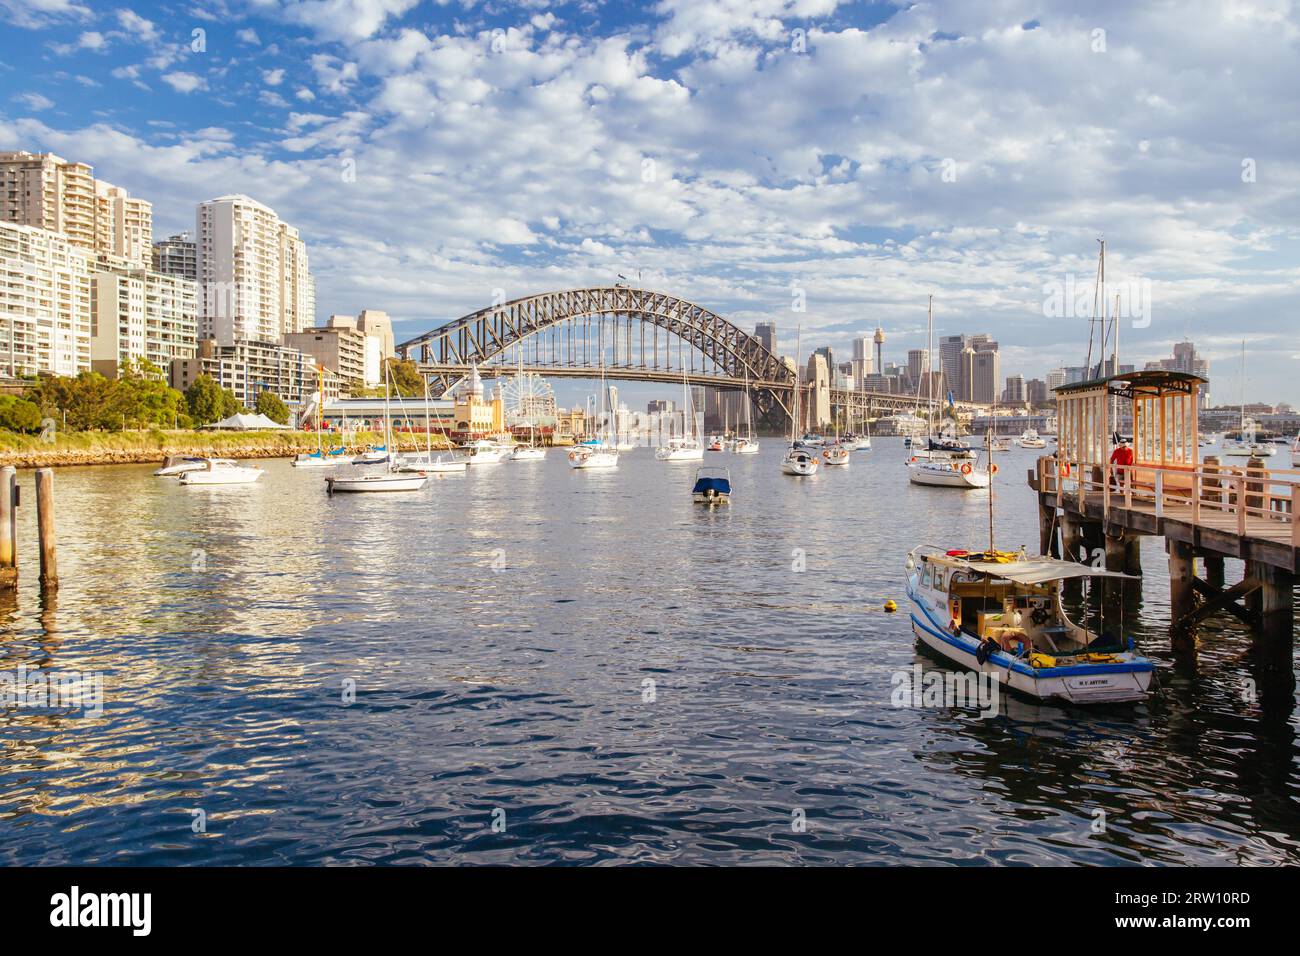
xmin=1 ymin=440 xmax=1296 ymax=865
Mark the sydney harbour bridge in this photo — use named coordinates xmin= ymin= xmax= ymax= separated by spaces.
xmin=395 ymin=287 xmax=989 ymax=430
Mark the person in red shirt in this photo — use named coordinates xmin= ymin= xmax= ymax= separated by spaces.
xmin=1110 ymin=440 xmax=1134 ymax=490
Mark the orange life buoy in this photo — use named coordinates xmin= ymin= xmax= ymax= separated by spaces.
xmin=823 ymin=450 xmax=831 ymax=459
xmin=568 ymin=451 xmax=577 ymax=461
xmin=961 ymin=462 xmax=973 ymax=475
xmin=990 ymin=463 xmax=999 ymax=475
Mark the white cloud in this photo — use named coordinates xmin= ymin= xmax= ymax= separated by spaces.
xmin=0 ymin=0 xmax=91 ymax=29
xmin=263 ymin=68 xmax=286 ymax=86
xmin=310 ymin=54 xmax=359 ymax=94
xmin=237 ymin=27 xmax=261 ymax=45
xmin=280 ymin=0 xmax=421 ymax=43
xmin=14 ymin=92 xmax=55 ymax=111
xmin=161 ymin=72 xmax=207 ymax=93
xmin=115 ymin=8 xmax=158 ymax=41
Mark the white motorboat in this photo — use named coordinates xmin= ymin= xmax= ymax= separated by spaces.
xmin=732 ymin=437 xmax=760 ymax=455
xmin=459 ymin=439 xmax=507 ymax=464
xmin=352 ymin=446 xmax=389 ymax=465
xmin=692 ymin=466 xmax=732 ymax=505
xmin=1015 ymin=428 xmax=1047 ymax=449
xmin=510 ymin=445 xmax=546 ymax=461
xmin=905 ymin=546 xmax=1154 ymax=704
xmin=656 ymin=437 xmax=704 ymax=461
xmin=179 ymin=459 xmax=263 ymax=485
xmin=155 ymin=455 xmax=236 ymax=477
xmin=907 ymin=455 xmax=993 ymax=488
xmin=326 ymin=471 xmax=428 ymax=493
xmin=568 ymin=445 xmax=619 ymax=469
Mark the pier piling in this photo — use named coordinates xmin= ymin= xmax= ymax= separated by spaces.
xmin=35 ymin=468 xmax=57 ymax=592
xmin=1168 ymin=540 xmax=1197 ymax=651
xmin=0 ymin=465 xmax=15 ymax=590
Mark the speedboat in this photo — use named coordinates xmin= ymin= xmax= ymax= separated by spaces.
xmin=655 ymin=438 xmax=704 ymax=461
xmin=568 ymin=443 xmax=619 ymax=469
xmin=820 ymin=441 xmax=851 ymax=466
xmin=326 ymin=470 xmax=428 ymax=493
xmin=1015 ymin=428 xmax=1047 ymax=449
xmin=179 ymin=459 xmax=263 ymax=485
xmin=907 ymin=455 xmax=993 ymax=488
xmin=732 ymin=437 xmax=760 ymax=455
xmin=781 ymin=444 xmax=819 ymax=476
xmin=510 ymin=444 xmax=546 ymax=461
xmin=155 ymin=455 xmax=235 ymax=477
xmin=692 ymin=466 xmax=732 ymax=505
xmin=459 ymin=439 xmax=507 ymax=464
xmin=905 ymin=545 xmax=1154 ymax=704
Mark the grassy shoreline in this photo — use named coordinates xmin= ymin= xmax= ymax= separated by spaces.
xmin=0 ymin=429 xmax=454 ymax=468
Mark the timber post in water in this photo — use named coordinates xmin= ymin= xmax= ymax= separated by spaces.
xmin=35 ymin=468 xmax=58 ymax=592
xmin=0 ymin=465 xmax=16 ymax=590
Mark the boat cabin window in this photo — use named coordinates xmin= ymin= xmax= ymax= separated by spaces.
xmin=921 ymin=564 xmax=933 ymax=588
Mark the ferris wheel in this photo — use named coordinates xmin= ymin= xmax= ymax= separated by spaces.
xmin=501 ymin=371 xmax=555 ymax=424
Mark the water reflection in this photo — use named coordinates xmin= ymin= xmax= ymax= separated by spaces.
xmin=0 ymin=444 xmax=1294 ymax=865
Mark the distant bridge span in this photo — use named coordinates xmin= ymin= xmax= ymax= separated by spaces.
xmin=396 ymin=287 xmax=990 ymax=427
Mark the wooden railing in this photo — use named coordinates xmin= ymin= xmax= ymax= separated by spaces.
xmin=1036 ymin=456 xmax=1300 ymax=548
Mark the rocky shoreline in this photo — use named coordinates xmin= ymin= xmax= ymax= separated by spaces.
xmin=0 ymin=431 xmax=449 ymax=469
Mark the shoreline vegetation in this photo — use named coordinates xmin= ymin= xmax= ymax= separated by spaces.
xmin=0 ymin=429 xmax=459 ymax=469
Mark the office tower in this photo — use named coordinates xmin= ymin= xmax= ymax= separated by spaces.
xmin=873 ymin=327 xmax=885 ymax=375
xmin=1026 ymin=378 xmax=1049 ymax=404
xmin=0 ymin=150 xmax=153 ymax=267
xmin=196 ymin=194 xmax=315 ymax=345
xmin=1002 ymin=374 xmax=1025 ymax=404
xmin=0 ymin=221 xmax=93 ymax=377
xmin=754 ymin=321 xmax=776 ymax=355
xmin=1045 ymin=368 xmax=1067 ymax=392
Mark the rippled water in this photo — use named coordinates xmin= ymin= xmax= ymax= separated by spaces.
xmin=1 ymin=439 xmax=1296 ymax=865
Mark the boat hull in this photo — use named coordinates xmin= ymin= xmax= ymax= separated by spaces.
xmin=568 ymin=449 xmax=619 ymax=469
xmin=326 ymin=474 xmax=428 ymax=492
xmin=908 ymin=460 xmax=989 ymax=488
xmin=655 ymin=447 xmax=704 ymax=461
xmin=180 ymin=467 xmax=263 ymax=485
xmin=510 ymin=448 xmax=546 ymax=461
xmin=908 ymin=594 xmax=1153 ymax=704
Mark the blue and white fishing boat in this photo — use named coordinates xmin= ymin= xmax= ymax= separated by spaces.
xmin=905 ymin=545 xmax=1154 ymax=704
xmin=691 ymin=466 xmax=731 ymax=505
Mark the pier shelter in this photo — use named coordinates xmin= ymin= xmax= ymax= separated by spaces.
xmin=1031 ymin=371 xmax=1297 ymax=682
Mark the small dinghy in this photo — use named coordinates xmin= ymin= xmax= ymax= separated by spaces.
xmin=692 ymin=466 xmax=732 ymax=505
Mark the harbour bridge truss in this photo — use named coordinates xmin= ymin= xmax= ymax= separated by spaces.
xmin=395 ymin=287 xmax=987 ymax=429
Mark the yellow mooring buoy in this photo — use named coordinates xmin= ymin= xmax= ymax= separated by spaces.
xmin=883 ymin=599 xmax=898 ymax=613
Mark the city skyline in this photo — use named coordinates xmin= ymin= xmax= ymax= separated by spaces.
xmin=1 ymin=2 xmax=1297 ymax=405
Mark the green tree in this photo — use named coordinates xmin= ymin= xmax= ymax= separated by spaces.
xmin=383 ymin=358 xmax=425 ymax=397
xmin=184 ymin=374 xmax=243 ymax=425
xmin=114 ymin=359 xmax=186 ymax=428
xmin=0 ymin=395 xmax=43 ymax=433
xmin=255 ymin=390 xmax=290 ymax=425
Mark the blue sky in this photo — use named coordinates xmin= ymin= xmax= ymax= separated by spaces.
xmin=2 ymin=0 xmax=1299 ymax=409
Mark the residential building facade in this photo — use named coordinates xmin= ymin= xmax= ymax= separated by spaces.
xmin=0 ymin=221 xmax=93 ymax=377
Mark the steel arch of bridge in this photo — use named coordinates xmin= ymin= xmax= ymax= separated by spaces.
xmin=395 ymin=287 xmax=797 ymax=423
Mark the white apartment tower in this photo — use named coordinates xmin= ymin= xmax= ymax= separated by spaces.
xmin=0 ymin=221 xmax=94 ymax=377
xmin=0 ymin=151 xmax=152 ymax=267
xmin=197 ymin=194 xmax=314 ymax=345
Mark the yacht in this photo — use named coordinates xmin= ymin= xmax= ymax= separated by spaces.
xmin=179 ymin=459 xmax=263 ymax=485
xmin=1015 ymin=428 xmax=1047 ymax=449
xmin=780 ymin=329 xmax=819 ymax=476
xmin=570 ymin=363 xmax=620 ymax=470
xmin=155 ymin=455 xmax=235 ymax=477
xmin=656 ymin=366 xmax=704 ymax=461
xmin=459 ymin=439 xmax=508 ymax=464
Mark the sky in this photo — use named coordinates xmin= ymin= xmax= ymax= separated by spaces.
xmin=1 ymin=0 xmax=1298 ymax=409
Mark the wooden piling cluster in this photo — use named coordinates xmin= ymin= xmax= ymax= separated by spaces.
xmin=1031 ymin=455 xmax=1297 ymax=681
xmin=0 ymin=465 xmax=59 ymax=595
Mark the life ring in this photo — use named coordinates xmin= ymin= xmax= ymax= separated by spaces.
xmin=1061 ymin=462 xmax=1072 ymax=478
xmin=568 ymin=451 xmax=577 ymax=461
xmin=823 ymin=449 xmax=831 ymax=459
xmin=961 ymin=463 xmax=973 ymax=475
xmin=990 ymin=463 xmax=999 ymax=475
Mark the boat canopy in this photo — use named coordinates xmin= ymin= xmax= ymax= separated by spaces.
xmin=951 ymin=555 xmax=1139 ymax=584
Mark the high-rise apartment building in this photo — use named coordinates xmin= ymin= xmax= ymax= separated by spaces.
xmin=196 ymin=194 xmax=314 ymax=345
xmin=152 ymin=232 xmax=197 ymax=281
xmin=91 ymin=268 xmax=198 ymax=378
xmin=1002 ymin=374 xmax=1025 ymax=404
xmin=284 ymin=316 xmax=367 ymax=393
xmin=0 ymin=151 xmax=152 ymax=267
xmin=0 ymin=221 xmax=93 ymax=377
xmin=1026 ymin=378 xmax=1050 ymax=404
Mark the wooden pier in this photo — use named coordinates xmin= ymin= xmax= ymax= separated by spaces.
xmin=1029 ymin=370 xmax=1297 ymax=685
